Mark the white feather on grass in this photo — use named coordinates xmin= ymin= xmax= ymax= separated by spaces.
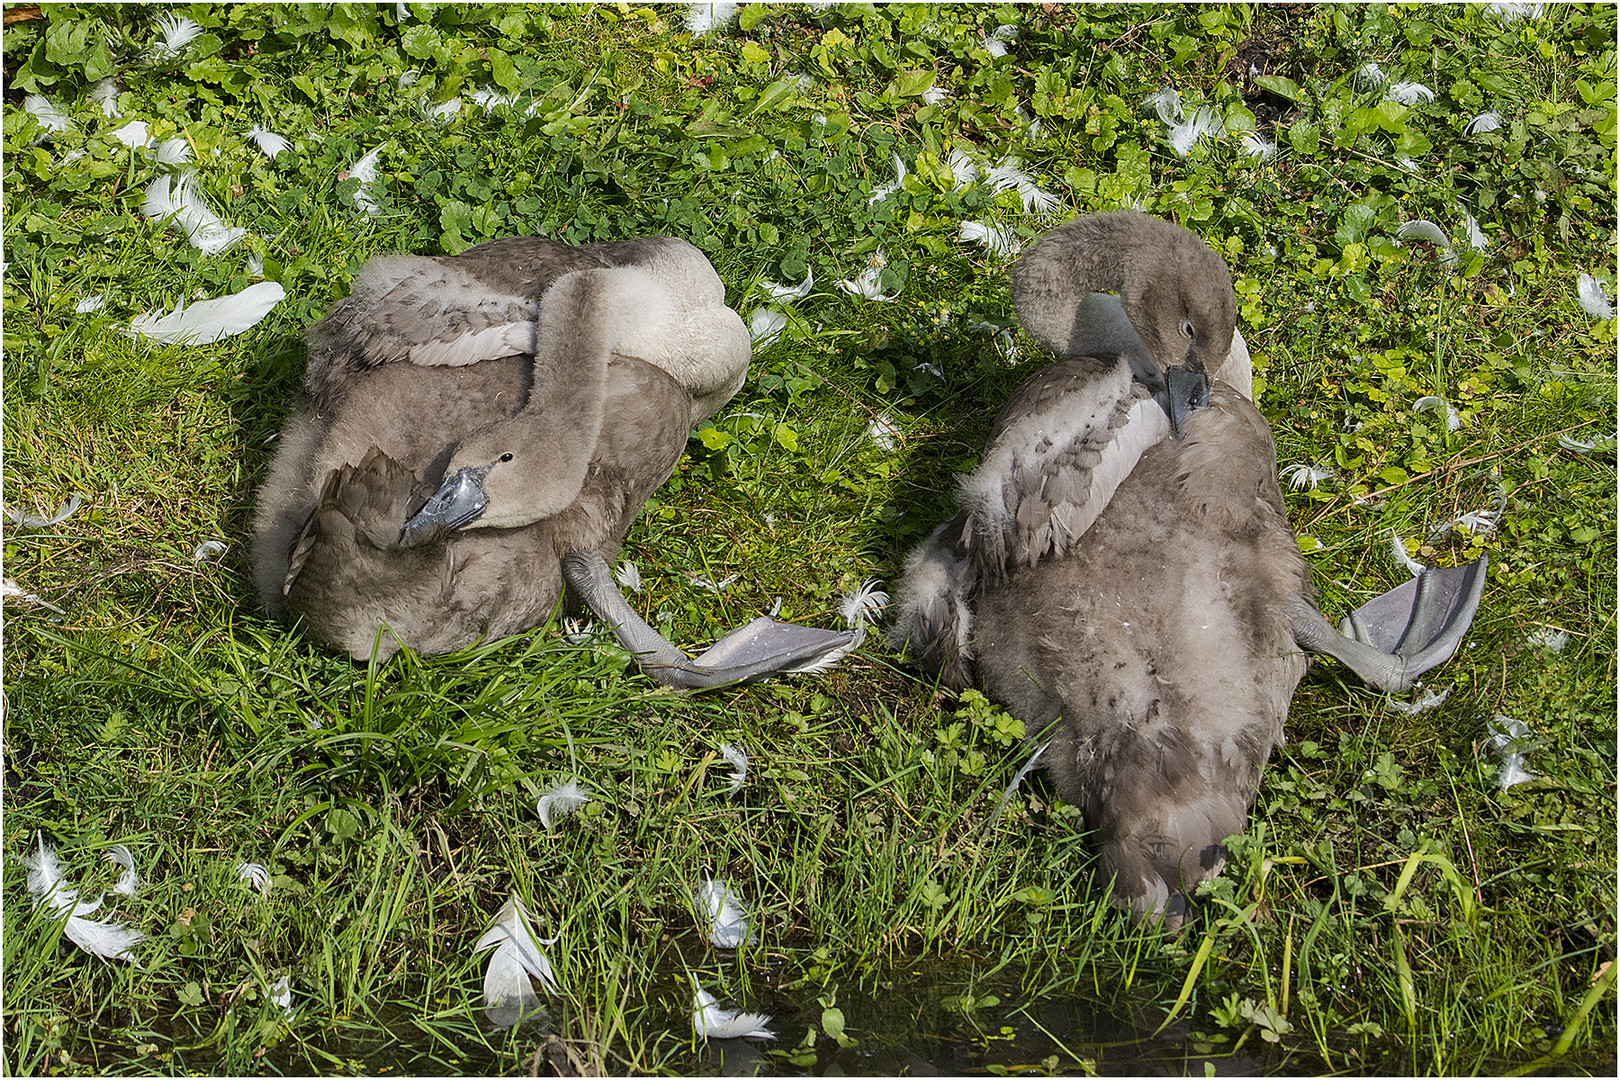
xmin=19 ymin=834 xmax=145 ymax=964
xmin=3 ymin=578 xmax=65 ymax=614
xmin=719 ymin=744 xmax=749 ymax=794
xmin=192 ymin=539 xmax=228 ymax=562
xmin=986 ymin=739 xmax=1052 ymax=828
xmin=475 ymin=893 xmax=559 ymax=1026
xmin=686 ymin=572 xmax=738 ymax=592
xmin=980 ymin=25 xmax=1017 ymax=58
xmin=1487 ymin=2 xmax=1545 ymax=20
xmin=1577 ymin=273 xmax=1614 ymax=318
xmin=749 ymin=307 xmax=788 ymax=349
xmin=267 ymin=975 xmax=295 ymax=1019
xmin=691 ymin=978 xmax=776 ymax=1039
xmin=536 ymin=780 xmax=591 ymax=829
xmin=24 ymin=95 xmax=70 ymax=140
xmin=1558 ymin=430 xmax=1616 ymax=454
xmin=1387 ymin=82 xmax=1435 ymax=105
xmin=345 ymin=146 xmax=384 ymax=216
xmin=1459 ymin=207 xmax=1489 ymax=252
xmin=866 ymin=414 xmax=901 ymax=453
xmin=696 ymin=878 xmax=755 ymax=948
xmin=1166 ymin=106 xmax=1224 ymax=157
xmin=1388 ymin=685 xmax=1451 ymax=715
xmin=1395 ymin=218 xmax=1459 ymax=267
xmin=614 ymin=560 xmax=643 ymax=594
xmin=426 ymin=97 xmax=463 ymax=123
xmin=838 ymin=250 xmax=901 ymax=302
xmin=762 ymin=267 xmax=814 ymax=304
xmin=959 ymin=221 xmax=1021 ymax=259
xmin=90 ymin=78 xmax=121 ymax=118
xmin=237 ymin=861 xmax=271 ymax=895
xmin=1143 ymin=86 xmax=1182 ymax=124
xmin=129 ymin=281 xmax=285 ymax=345
xmin=685 ymin=3 xmax=737 ymax=35
xmin=155 ymin=137 xmax=193 ymax=166
xmin=946 ymin=147 xmax=983 ymax=189
xmin=245 ymin=125 xmax=291 ymax=158
xmin=921 ymin=86 xmax=950 ymax=106
xmin=111 ymin=120 xmax=150 ymax=149
xmin=1442 ymin=508 xmax=1499 ymax=535
xmin=147 ymin=14 xmax=204 ymax=63
xmin=76 ymin=294 xmax=107 ymax=316
xmin=840 ymin=579 xmax=889 ymax=630
xmin=868 ymin=152 xmax=907 ymax=203
xmin=1280 ymin=463 xmax=1334 ymax=490
xmin=1486 ymin=714 xmax=1538 ymax=789
xmin=984 ymin=159 xmax=1059 ymax=213
xmin=105 ymin=845 xmax=140 ymax=896
xmin=142 ymin=171 xmax=245 ymax=254
xmin=1239 ymin=131 xmax=1278 ymax=160
xmin=1464 ymin=111 xmax=1503 ymax=136
xmin=1355 ymin=62 xmax=1387 ymax=89
xmin=6 ymin=494 xmax=83 ymax=529
xmin=1413 ymin=396 xmax=1462 ymax=431
xmin=1389 ymin=531 xmax=1425 ymax=578
xmin=1526 ymin=627 xmax=1568 ymax=653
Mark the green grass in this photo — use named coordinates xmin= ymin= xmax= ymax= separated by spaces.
xmin=4 ymin=3 xmax=1615 ymax=1075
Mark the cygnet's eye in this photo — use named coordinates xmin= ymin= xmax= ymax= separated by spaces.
xmin=1181 ymin=320 xmax=1196 ymax=339
xmin=499 ymin=453 xmax=514 ymax=463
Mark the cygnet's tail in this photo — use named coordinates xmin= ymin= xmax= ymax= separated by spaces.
xmin=887 ymin=513 xmax=977 ymax=691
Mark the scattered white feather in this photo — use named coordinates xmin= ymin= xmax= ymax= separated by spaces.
xmin=762 ymin=267 xmax=814 ymax=304
xmin=90 ymin=78 xmax=121 ymax=118
xmin=475 ymin=893 xmax=558 ymax=1025
xmin=1355 ymin=62 xmax=1387 ymax=89
xmin=111 ymin=120 xmax=150 ymax=149
xmin=691 ymin=977 xmax=775 ymax=1039
xmin=155 ymin=137 xmax=193 ymax=165
xmin=838 ymin=250 xmax=901 ymax=302
xmin=345 ymin=146 xmax=384 ymax=216
xmin=1487 ymin=2 xmax=1545 ymax=20
xmin=245 ymin=125 xmax=291 ymax=158
xmin=2 ymin=578 xmax=64 ymax=613
xmin=147 ymin=14 xmax=204 ymax=63
xmin=1577 ymin=273 xmax=1614 ymax=318
xmin=129 ymin=281 xmax=285 ymax=345
xmin=192 ymin=539 xmax=228 ymax=562
xmin=1166 ymin=106 xmax=1224 ymax=157
xmin=614 ymin=560 xmax=643 ymax=594
xmin=105 ymin=845 xmax=140 ymax=896
xmin=426 ymin=97 xmax=463 ymax=123
xmin=946 ymin=147 xmax=983 ymax=189
xmin=1558 ymin=430 xmax=1615 ymax=454
xmin=719 ymin=744 xmax=749 ymax=794
xmin=686 ymin=572 xmax=739 ymax=592
xmin=868 ymin=152 xmax=907 ymax=203
xmin=398 ymin=68 xmax=421 ymax=89
xmin=19 ymin=834 xmax=145 ymax=964
xmin=1526 ymin=627 xmax=1568 ymax=652
xmin=1486 ymin=714 xmax=1538 ymax=789
xmin=696 ymin=878 xmax=755 ymax=947
xmin=921 ymin=86 xmax=950 ymax=106
xmin=142 ymin=171 xmax=245 ymax=254
xmin=562 ymin=617 xmax=595 ymax=644
xmin=536 ymin=780 xmax=591 ymax=829
xmin=994 ymin=740 xmax=1050 ymax=821
xmin=1389 ymin=531 xmax=1425 ymax=578
xmin=980 ymin=25 xmax=1017 ymax=57
xmin=749 ymin=307 xmax=788 ymax=349
xmin=685 ymin=2 xmax=737 ymax=35
xmin=1143 ymin=86 xmax=1182 ymax=124
xmin=840 ymin=579 xmax=889 ymax=629
xmin=1388 ymin=685 xmax=1451 ymax=715
xmin=1413 ymin=396 xmax=1462 ymax=431
xmin=24 ymin=94 xmax=70 ymax=139
xmin=1395 ymin=219 xmax=1459 ymax=267
xmin=236 ymin=861 xmax=271 ymax=895
xmin=1459 ymin=207 xmax=1488 ymax=252
xmin=1387 ymin=82 xmax=1435 ymax=106
xmin=866 ymin=414 xmax=901 ymax=453
xmin=1239 ymin=131 xmax=1277 ymax=160
xmin=1443 ymin=508 xmax=1499 ymax=535
xmin=1464 ymin=111 xmax=1503 ymax=136
xmin=959 ymin=221 xmax=1021 ymax=259
xmin=267 ymin=975 xmax=295 ymax=1019
xmin=984 ymin=158 xmax=1059 ymax=213
xmin=1280 ymin=463 xmax=1334 ymax=490
xmin=6 ymin=494 xmax=83 ymax=529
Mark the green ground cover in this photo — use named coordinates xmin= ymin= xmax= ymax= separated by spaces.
xmin=3 ymin=3 xmax=1615 ymax=1075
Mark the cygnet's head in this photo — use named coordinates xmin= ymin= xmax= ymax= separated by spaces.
xmin=1121 ymin=238 xmax=1237 ymax=379
xmin=396 ymin=421 xmax=541 ymax=545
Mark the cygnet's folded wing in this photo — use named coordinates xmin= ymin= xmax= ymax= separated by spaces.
xmin=561 ymin=551 xmax=857 ymax=691
xmin=1286 ymin=557 xmax=1488 ymax=694
xmin=957 ymin=355 xmax=1170 ymax=585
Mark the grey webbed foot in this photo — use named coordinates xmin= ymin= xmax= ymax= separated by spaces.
xmin=1287 ymin=557 xmax=1488 ymax=694
xmin=560 ymin=551 xmax=857 ymax=690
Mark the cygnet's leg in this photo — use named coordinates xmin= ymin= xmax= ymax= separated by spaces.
xmin=1286 ymin=557 xmax=1488 ymax=693
xmin=561 ymin=551 xmax=857 ymax=690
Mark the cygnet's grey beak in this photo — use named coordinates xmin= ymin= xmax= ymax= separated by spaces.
xmin=1155 ymin=366 xmax=1210 ymax=440
xmin=398 ymin=463 xmax=490 ymax=546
